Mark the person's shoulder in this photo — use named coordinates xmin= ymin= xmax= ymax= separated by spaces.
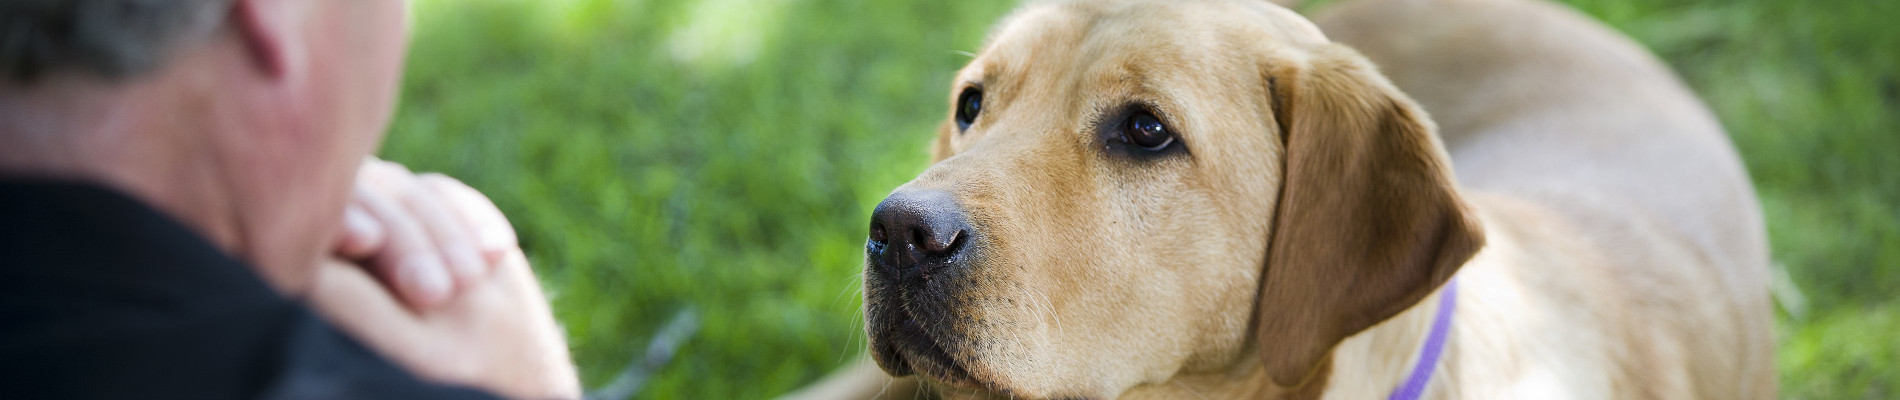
xmin=0 ymin=179 xmax=274 ymax=309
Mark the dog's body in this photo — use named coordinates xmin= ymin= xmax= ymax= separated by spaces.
xmin=1310 ymin=1 xmax=1775 ymax=398
xmin=783 ymin=0 xmax=1773 ymax=398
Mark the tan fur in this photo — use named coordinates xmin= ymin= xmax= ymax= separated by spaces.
xmin=784 ymin=0 xmax=1773 ymax=398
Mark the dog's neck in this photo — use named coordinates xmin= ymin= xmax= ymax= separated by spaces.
xmin=1314 ymin=282 xmax=1457 ymax=399
xmin=1119 ymin=282 xmax=1456 ymax=400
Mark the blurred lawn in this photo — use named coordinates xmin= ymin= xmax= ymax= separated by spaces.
xmin=380 ymin=0 xmax=1898 ymax=398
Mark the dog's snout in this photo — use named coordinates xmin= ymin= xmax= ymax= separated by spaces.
xmin=869 ymin=189 xmax=971 ymax=277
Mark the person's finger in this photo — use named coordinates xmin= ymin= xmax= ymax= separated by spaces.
xmin=469 ymin=249 xmax=582 ymax=400
xmin=420 ymin=174 xmax=517 ymax=262
xmin=308 ymin=258 xmax=425 ymax=348
xmin=357 ymin=158 xmax=414 ymax=195
xmin=354 ymin=180 xmax=454 ymax=308
xmin=333 ymin=203 xmax=386 ymax=260
xmin=307 ymin=258 xmax=481 ymax=383
xmin=403 ymin=173 xmax=488 ymax=284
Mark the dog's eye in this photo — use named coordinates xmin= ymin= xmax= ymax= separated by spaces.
xmin=955 ymin=87 xmax=982 ymax=130
xmin=1121 ymin=112 xmax=1174 ymax=150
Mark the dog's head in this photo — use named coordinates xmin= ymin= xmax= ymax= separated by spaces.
xmin=862 ymin=0 xmax=1483 ymax=398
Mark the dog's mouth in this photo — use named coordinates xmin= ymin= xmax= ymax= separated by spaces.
xmin=872 ymin=303 xmax=981 ymax=388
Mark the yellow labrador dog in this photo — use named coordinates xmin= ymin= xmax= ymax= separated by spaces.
xmin=784 ymin=0 xmax=1774 ymax=398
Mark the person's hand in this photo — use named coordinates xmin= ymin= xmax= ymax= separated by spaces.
xmin=311 ymin=254 xmax=580 ymax=400
xmin=310 ymin=159 xmax=580 ymax=399
xmin=333 ymin=158 xmax=518 ymax=308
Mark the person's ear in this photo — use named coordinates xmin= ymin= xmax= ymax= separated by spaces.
xmin=1254 ymin=43 xmax=1485 ymax=388
xmin=230 ymin=0 xmax=298 ymax=79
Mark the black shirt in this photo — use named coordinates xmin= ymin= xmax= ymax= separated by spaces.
xmin=0 ymin=181 xmax=504 ymax=400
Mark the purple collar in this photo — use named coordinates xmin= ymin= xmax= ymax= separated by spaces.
xmin=1387 ymin=278 xmax=1457 ymax=400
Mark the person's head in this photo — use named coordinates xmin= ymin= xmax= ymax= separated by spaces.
xmin=0 ymin=0 xmax=412 ymax=294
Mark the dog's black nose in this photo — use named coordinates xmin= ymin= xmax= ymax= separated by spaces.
xmin=869 ymin=189 xmax=971 ymax=278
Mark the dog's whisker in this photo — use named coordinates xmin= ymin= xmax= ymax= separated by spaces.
xmin=873 ymin=374 xmax=893 ymax=400
xmin=832 ymin=273 xmax=865 ymax=309
xmin=836 ymin=273 xmax=868 ymax=364
xmin=1028 ymin=285 xmax=1063 ymax=337
xmin=832 ymin=281 xmax=856 ymax=309
xmin=1007 ymin=310 xmax=1033 ymax=365
xmin=853 ymin=309 xmax=868 ymax=355
xmin=1012 ymin=284 xmax=1048 ymax=351
xmin=838 ymin=311 xmax=862 ymax=363
xmin=949 ymin=49 xmax=977 ymax=58
xmin=1026 ymin=286 xmax=1056 ymax=350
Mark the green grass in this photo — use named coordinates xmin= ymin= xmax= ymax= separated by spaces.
xmin=379 ymin=0 xmax=1898 ymax=398
xmin=1551 ymin=0 xmax=1900 ymax=397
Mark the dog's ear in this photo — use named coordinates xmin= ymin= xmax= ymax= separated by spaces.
xmin=1255 ymin=44 xmax=1484 ymax=388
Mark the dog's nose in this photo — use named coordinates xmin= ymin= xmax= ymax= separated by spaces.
xmin=868 ymin=189 xmax=971 ymax=278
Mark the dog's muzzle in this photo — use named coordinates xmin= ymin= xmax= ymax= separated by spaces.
xmin=863 ymin=188 xmax=981 ymax=382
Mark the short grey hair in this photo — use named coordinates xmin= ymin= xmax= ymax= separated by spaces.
xmin=0 ymin=0 xmax=231 ymax=83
